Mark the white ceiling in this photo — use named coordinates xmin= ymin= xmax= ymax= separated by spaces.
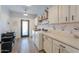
xmin=3 ymin=5 xmax=51 ymax=15
xmin=2 ymin=5 xmax=52 ymax=19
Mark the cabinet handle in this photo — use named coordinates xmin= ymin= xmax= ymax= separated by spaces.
xmin=72 ymin=15 xmax=74 ymax=20
xmin=59 ymin=48 xmax=60 ymax=53
xmin=60 ymin=44 xmax=65 ymax=48
xmin=66 ymin=17 xmax=67 ymax=22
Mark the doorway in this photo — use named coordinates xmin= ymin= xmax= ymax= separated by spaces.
xmin=21 ymin=20 xmax=29 ymax=37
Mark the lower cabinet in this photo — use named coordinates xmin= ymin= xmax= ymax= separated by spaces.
xmin=0 ymin=44 xmax=1 ymax=53
xmin=43 ymin=34 xmax=79 ymax=53
xmin=32 ymin=31 xmax=43 ymax=51
xmin=43 ymin=35 xmax=53 ymax=53
xmin=53 ymin=40 xmax=79 ymax=53
xmin=53 ymin=40 xmax=60 ymax=53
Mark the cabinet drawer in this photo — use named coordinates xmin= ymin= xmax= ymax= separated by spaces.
xmin=58 ymin=41 xmax=79 ymax=53
xmin=53 ymin=40 xmax=79 ymax=53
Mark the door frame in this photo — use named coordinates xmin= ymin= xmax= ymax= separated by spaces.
xmin=21 ymin=20 xmax=29 ymax=37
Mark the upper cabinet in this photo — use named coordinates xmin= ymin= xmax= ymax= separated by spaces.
xmin=76 ymin=6 xmax=79 ymax=22
xmin=70 ymin=6 xmax=77 ymax=22
xmin=59 ymin=5 xmax=69 ymax=23
xmin=48 ymin=5 xmax=79 ymax=24
xmin=69 ymin=5 xmax=79 ymax=22
xmin=48 ymin=6 xmax=59 ymax=23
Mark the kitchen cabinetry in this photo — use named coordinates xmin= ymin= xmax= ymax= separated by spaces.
xmin=53 ymin=40 xmax=79 ymax=53
xmin=48 ymin=5 xmax=79 ymax=24
xmin=75 ymin=6 xmax=79 ymax=22
xmin=48 ymin=6 xmax=59 ymax=23
xmin=59 ymin=5 xmax=69 ymax=23
xmin=70 ymin=6 xmax=77 ymax=22
xmin=43 ymin=35 xmax=53 ymax=53
xmin=53 ymin=40 xmax=60 ymax=53
xmin=32 ymin=31 xmax=43 ymax=51
xmin=0 ymin=44 xmax=1 ymax=53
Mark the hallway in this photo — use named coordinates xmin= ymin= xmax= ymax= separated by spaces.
xmin=12 ymin=38 xmax=39 ymax=53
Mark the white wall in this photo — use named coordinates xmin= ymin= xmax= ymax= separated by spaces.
xmin=9 ymin=12 xmax=35 ymax=39
xmin=0 ymin=6 xmax=10 ymax=41
xmin=9 ymin=16 xmax=21 ymax=39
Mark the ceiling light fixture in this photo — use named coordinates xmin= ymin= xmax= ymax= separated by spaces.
xmin=24 ymin=8 xmax=28 ymax=16
xmin=24 ymin=13 xmax=28 ymax=16
xmin=26 ymin=5 xmax=31 ymax=6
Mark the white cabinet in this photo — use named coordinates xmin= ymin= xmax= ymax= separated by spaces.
xmin=48 ymin=5 xmax=79 ymax=23
xmin=35 ymin=33 xmax=43 ymax=50
xmin=75 ymin=6 xmax=79 ymax=22
xmin=59 ymin=5 xmax=69 ymax=23
xmin=48 ymin=6 xmax=59 ymax=23
xmin=70 ymin=6 xmax=77 ymax=22
xmin=53 ymin=40 xmax=60 ymax=53
xmin=32 ymin=31 xmax=43 ymax=51
xmin=43 ymin=35 xmax=53 ymax=53
xmin=0 ymin=44 xmax=1 ymax=53
xmin=53 ymin=40 xmax=79 ymax=53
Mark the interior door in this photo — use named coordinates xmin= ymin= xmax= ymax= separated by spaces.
xmin=21 ymin=20 xmax=29 ymax=37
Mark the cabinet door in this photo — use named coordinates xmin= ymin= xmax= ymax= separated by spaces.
xmin=0 ymin=44 xmax=1 ymax=53
xmin=59 ymin=42 xmax=79 ymax=53
xmin=48 ymin=6 xmax=59 ymax=23
xmin=76 ymin=6 xmax=79 ymax=22
xmin=59 ymin=5 xmax=69 ymax=23
xmin=70 ymin=6 xmax=77 ymax=22
xmin=53 ymin=40 xmax=79 ymax=53
xmin=53 ymin=40 xmax=60 ymax=53
xmin=43 ymin=36 xmax=53 ymax=53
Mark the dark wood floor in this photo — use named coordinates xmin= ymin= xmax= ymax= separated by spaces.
xmin=12 ymin=37 xmax=39 ymax=53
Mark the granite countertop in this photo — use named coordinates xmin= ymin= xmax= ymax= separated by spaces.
xmin=41 ymin=30 xmax=79 ymax=50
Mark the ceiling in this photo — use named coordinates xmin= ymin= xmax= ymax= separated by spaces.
xmin=2 ymin=5 xmax=52 ymax=19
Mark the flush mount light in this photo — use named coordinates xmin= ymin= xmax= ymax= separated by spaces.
xmin=26 ymin=5 xmax=31 ymax=6
xmin=24 ymin=13 xmax=28 ymax=16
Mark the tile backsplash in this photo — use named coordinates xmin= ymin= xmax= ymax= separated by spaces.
xmin=37 ymin=20 xmax=79 ymax=36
